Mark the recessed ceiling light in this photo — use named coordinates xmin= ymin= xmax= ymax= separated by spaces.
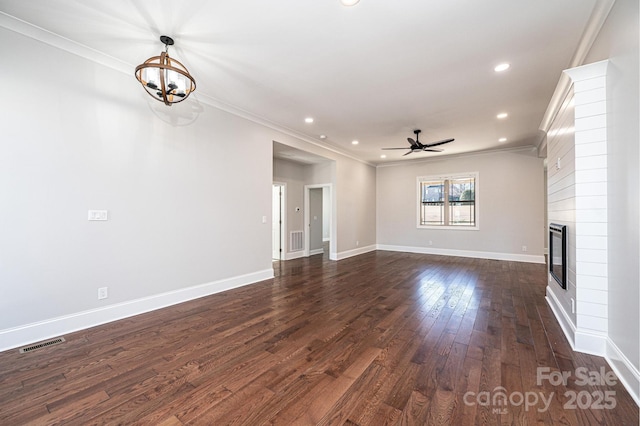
xmin=352 ymin=140 xmax=359 ymax=145
xmin=341 ymin=0 xmax=360 ymax=5
xmin=380 ymin=154 xmax=387 ymax=159
xmin=319 ymin=134 xmax=327 ymax=139
xmin=496 ymin=112 xmax=508 ymax=119
xmin=304 ymin=117 xmax=314 ymax=123
xmin=498 ymin=137 xmax=507 ymax=143
xmin=494 ymin=63 xmax=510 ymax=72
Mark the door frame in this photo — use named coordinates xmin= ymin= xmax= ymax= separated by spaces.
xmin=304 ymin=183 xmax=336 ymax=260
xmin=272 ymin=182 xmax=286 ymax=260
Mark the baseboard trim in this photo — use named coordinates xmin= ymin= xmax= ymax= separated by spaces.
xmin=606 ymin=338 xmax=640 ymax=406
xmin=546 ymin=286 xmax=639 ymax=407
xmin=377 ymin=244 xmax=545 ymax=264
xmin=285 ymin=251 xmax=305 ymax=260
xmin=335 ymin=244 xmax=377 ymax=260
xmin=309 ymin=248 xmax=324 ymax=256
xmin=545 ymin=287 xmax=577 ymax=349
xmin=0 ymin=268 xmax=274 ymax=352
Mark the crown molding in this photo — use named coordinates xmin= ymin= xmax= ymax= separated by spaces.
xmin=0 ymin=11 xmax=374 ymax=168
xmin=376 ymin=145 xmax=538 ymax=169
xmin=537 ymin=0 xmax=616 ymax=155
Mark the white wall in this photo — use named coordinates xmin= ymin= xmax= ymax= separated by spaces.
xmin=336 ymin=161 xmax=377 ymax=255
xmin=583 ymin=0 xmax=639 ymax=396
xmin=0 ymin=28 xmax=275 ymax=348
xmin=546 ymin=89 xmax=578 ymax=327
xmin=377 ymin=149 xmax=545 ymax=262
xmin=0 ymin=26 xmax=378 ymax=350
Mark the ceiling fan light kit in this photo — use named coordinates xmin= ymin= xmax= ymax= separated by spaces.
xmin=135 ymin=35 xmax=196 ymax=106
xmin=382 ymin=129 xmax=454 ymax=156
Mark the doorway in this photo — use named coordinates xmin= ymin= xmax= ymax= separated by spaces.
xmin=272 ymin=183 xmax=285 ymax=260
xmin=304 ymin=184 xmax=335 ymax=260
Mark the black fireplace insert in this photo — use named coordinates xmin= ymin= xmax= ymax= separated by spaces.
xmin=549 ymin=223 xmax=567 ymax=289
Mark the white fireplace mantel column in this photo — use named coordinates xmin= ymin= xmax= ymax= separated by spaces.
xmin=564 ymin=60 xmax=609 ymax=354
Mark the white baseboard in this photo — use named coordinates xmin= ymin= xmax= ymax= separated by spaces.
xmin=377 ymin=244 xmax=545 ymax=264
xmin=606 ymin=338 xmax=640 ymax=406
xmin=284 ymin=250 xmax=305 ymax=260
xmin=335 ymin=244 xmax=377 ymax=260
xmin=575 ymin=329 xmax=608 ymax=355
xmin=0 ymin=269 xmax=274 ymax=353
xmin=545 ymin=287 xmax=577 ymax=349
xmin=309 ymin=248 xmax=324 ymax=256
xmin=546 ymin=286 xmax=639 ymax=407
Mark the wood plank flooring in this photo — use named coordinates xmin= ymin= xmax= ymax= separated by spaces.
xmin=0 ymin=251 xmax=637 ymax=425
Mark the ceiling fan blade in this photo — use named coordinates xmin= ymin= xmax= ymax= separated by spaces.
xmin=422 ymin=148 xmax=443 ymax=152
xmin=407 ymin=137 xmax=418 ymax=147
xmin=424 ymin=138 xmax=455 ymax=148
xmin=382 ymin=147 xmax=412 ymax=150
xmin=403 ymin=150 xmax=414 ymax=156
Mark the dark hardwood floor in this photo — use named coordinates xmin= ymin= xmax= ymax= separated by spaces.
xmin=0 ymin=251 xmax=637 ymax=425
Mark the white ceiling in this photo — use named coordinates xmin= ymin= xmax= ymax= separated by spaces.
xmin=0 ymin=0 xmax=599 ymax=164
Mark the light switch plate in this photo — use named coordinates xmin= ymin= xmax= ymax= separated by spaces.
xmin=88 ymin=210 xmax=108 ymax=221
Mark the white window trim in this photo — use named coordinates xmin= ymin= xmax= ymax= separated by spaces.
xmin=416 ymin=172 xmax=480 ymax=230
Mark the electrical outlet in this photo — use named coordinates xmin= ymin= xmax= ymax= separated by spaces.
xmin=98 ymin=287 xmax=108 ymax=300
xmin=428 ymin=240 xmax=433 ymax=246
xmin=356 ymin=240 xmax=359 ymax=246
xmin=522 ymin=245 xmax=527 ymax=252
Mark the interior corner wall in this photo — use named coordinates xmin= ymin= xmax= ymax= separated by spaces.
xmin=335 ymin=161 xmax=376 ymax=255
xmin=582 ymin=0 xmax=640 ymax=396
xmin=376 ymin=149 xmax=545 ymax=262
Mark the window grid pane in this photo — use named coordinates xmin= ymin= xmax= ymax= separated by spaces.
xmin=448 ymin=177 xmax=475 ymax=226
xmin=419 ymin=176 xmax=476 ymax=227
xmin=420 ymin=181 xmax=444 ymax=225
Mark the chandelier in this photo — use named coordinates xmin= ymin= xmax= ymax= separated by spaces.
xmin=135 ymin=36 xmax=196 ymax=106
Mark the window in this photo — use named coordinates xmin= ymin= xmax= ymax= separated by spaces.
xmin=417 ymin=173 xmax=478 ymax=229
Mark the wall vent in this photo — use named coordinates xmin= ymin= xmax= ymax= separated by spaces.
xmin=290 ymin=231 xmax=304 ymax=251
xmin=19 ymin=337 xmax=66 ymax=354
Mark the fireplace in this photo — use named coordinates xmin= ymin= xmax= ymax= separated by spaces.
xmin=549 ymin=223 xmax=567 ymax=289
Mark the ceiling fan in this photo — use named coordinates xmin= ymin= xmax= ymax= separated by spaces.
xmin=382 ymin=129 xmax=454 ymax=156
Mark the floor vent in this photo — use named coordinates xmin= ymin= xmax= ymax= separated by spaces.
xmin=290 ymin=230 xmax=304 ymax=251
xmin=19 ymin=337 xmax=66 ymax=354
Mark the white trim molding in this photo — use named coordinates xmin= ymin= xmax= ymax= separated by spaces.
xmin=606 ymin=339 xmax=640 ymax=406
xmin=284 ymin=250 xmax=305 ymax=261
xmin=548 ymin=286 xmax=640 ymax=406
xmin=546 ymin=286 xmax=577 ymax=347
xmin=0 ymin=269 xmax=274 ymax=353
xmin=378 ymin=244 xmax=545 ymax=264
xmin=537 ymin=0 xmax=615 ymax=155
xmin=0 ymin=12 xmax=373 ymax=168
xmin=335 ymin=244 xmax=377 ymax=260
